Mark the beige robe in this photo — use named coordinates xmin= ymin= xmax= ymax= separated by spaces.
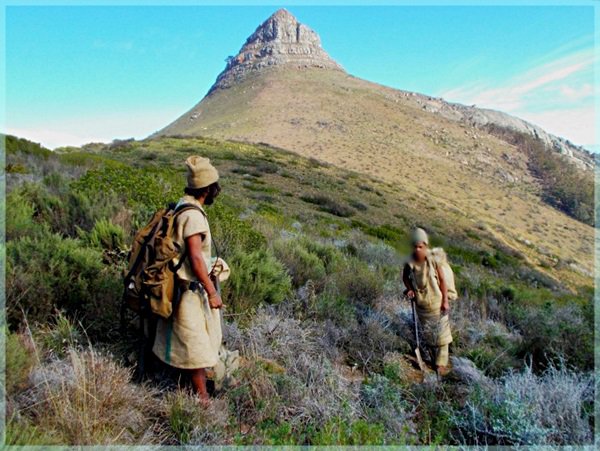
xmin=408 ymin=257 xmax=453 ymax=347
xmin=152 ymin=195 xmax=223 ymax=369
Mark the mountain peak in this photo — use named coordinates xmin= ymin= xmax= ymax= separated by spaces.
xmin=208 ymin=9 xmax=343 ymax=93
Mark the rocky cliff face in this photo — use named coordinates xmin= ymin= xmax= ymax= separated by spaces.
xmin=208 ymin=9 xmax=343 ymax=93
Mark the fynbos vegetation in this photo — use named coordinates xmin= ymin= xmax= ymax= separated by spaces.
xmin=4 ymin=134 xmax=594 ymax=446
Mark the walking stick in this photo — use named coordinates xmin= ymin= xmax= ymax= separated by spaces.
xmin=408 ymin=269 xmax=428 ymax=373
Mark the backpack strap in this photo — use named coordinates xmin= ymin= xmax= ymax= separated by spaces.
xmin=171 ymin=203 xmax=219 ymax=275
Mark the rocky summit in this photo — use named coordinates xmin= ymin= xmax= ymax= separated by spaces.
xmin=209 ymin=9 xmax=343 ymax=93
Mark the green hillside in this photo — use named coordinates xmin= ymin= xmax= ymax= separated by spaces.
xmin=4 ymin=134 xmax=594 ymax=446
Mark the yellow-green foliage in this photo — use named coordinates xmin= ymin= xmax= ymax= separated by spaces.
xmin=224 ymin=249 xmax=292 ymax=316
xmin=84 ymin=218 xmax=126 ymax=251
xmin=6 ymin=230 xmax=122 ymax=337
xmin=5 ymin=331 xmax=36 ymax=395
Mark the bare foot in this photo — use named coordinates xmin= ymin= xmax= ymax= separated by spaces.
xmin=436 ymin=366 xmax=450 ymax=377
xmin=199 ymin=395 xmax=211 ymax=408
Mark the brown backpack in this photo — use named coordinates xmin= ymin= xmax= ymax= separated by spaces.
xmin=122 ymin=203 xmax=205 ymax=319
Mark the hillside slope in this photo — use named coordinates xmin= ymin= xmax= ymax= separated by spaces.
xmin=5 ymin=134 xmax=593 ymax=446
xmin=151 ymin=10 xmax=593 ymax=282
xmin=153 ymin=67 xmax=593 ymax=284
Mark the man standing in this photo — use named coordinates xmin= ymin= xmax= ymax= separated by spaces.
xmin=402 ymin=227 xmax=453 ymax=377
xmin=152 ymin=155 xmax=227 ymax=405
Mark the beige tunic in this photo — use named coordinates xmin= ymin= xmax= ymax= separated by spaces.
xmin=408 ymin=257 xmax=453 ymax=347
xmin=152 ymin=195 xmax=222 ymax=369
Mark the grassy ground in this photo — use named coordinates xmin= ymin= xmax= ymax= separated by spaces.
xmin=4 ymin=134 xmax=594 ymax=446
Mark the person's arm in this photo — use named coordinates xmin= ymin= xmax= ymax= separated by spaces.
xmin=436 ymin=264 xmax=449 ymax=314
xmin=402 ymin=264 xmax=415 ymax=299
xmin=186 ymin=233 xmax=223 ymax=309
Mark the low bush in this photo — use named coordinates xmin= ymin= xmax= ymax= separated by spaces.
xmin=5 ymin=190 xmax=39 ymax=240
xmin=310 ymin=418 xmax=385 ymax=445
xmin=331 ymin=256 xmax=383 ymax=306
xmin=83 ymin=218 xmax=126 ymax=252
xmin=272 ymin=238 xmax=327 ymax=288
xmin=300 ymin=194 xmax=354 ymax=217
xmin=166 ymin=390 xmax=228 ymax=445
xmin=360 ymin=373 xmax=414 ymax=442
xmin=223 ymin=249 xmax=292 ymax=316
xmin=6 ymin=231 xmax=122 ymax=339
xmin=450 ymin=364 xmax=593 ymax=445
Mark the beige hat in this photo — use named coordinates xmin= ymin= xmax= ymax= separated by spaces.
xmin=411 ymin=227 xmax=429 ymax=245
xmin=185 ymin=155 xmax=219 ymax=189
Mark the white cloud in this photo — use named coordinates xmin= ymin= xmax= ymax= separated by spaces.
xmin=438 ymin=46 xmax=596 ymax=149
xmin=5 ymin=108 xmax=182 ymax=149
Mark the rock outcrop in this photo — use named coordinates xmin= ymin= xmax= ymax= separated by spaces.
xmin=208 ymin=8 xmax=343 ymax=93
xmin=405 ymin=92 xmax=594 ymax=171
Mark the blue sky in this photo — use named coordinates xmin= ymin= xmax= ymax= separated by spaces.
xmin=4 ymin=4 xmax=596 ymax=150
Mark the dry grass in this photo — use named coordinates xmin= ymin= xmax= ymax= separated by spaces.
xmin=11 ymin=340 xmax=168 ymax=445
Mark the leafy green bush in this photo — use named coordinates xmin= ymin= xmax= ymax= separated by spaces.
xmin=272 ymin=238 xmax=327 ymax=287
xmin=509 ymin=301 xmax=593 ymax=371
xmin=6 ymin=190 xmax=39 ymax=240
xmin=6 ymin=231 xmax=122 ymax=338
xmin=331 ymin=256 xmax=383 ymax=306
xmin=83 ymin=218 xmax=126 ymax=251
xmin=207 ymin=200 xmax=266 ymax=258
xmin=5 ymin=134 xmax=51 ymax=158
xmin=72 ymin=165 xmax=181 ymax=211
xmin=223 ymin=249 xmax=292 ymax=316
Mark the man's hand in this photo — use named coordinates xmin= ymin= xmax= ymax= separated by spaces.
xmin=208 ymin=292 xmax=224 ymax=309
xmin=406 ymin=289 xmax=416 ymax=299
xmin=441 ymin=299 xmax=450 ymax=315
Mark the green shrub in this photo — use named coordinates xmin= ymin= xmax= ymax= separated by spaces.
xmin=314 ymin=287 xmax=356 ymax=326
xmin=72 ymin=165 xmax=181 ymax=211
xmin=5 ymin=332 xmax=36 ymax=395
xmin=509 ymin=301 xmax=593 ymax=371
xmin=300 ymin=194 xmax=354 ymax=217
xmin=223 ymin=249 xmax=292 ymax=316
xmin=311 ymin=418 xmax=385 ymax=445
xmin=5 ymin=134 xmax=51 ymax=158
xmin=272 ymin=239 xmax=327 ymax=287
xmin=33 ymin=312 xmax=83 ymax=358
xmin=6 ymin=231 xmax=122 ymax=339
xmin=84 ymin=218 xmax=126 ymax=251
xmin=5 ymin=416 xmax=63 ymax=446
xmin=208 ymin=200 xmax=267 ymax=259
xmin=332 ymin=256 xmax=383 ymax=306
xmin=14 ymin=181 xmax=119 ymax=238
xmin=6 ymin=190 xmax=39 ymax=240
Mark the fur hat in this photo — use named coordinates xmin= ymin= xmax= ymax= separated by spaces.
xmin=185 ymin=156 xmax=219 ymax=189
xmin=411 ymin=227 xmax=429 ymax=246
